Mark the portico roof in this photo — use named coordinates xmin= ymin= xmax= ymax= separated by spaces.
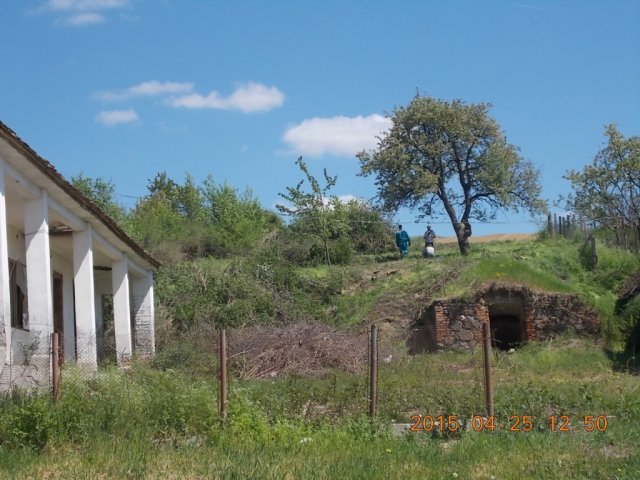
xmin=0 ymin=121 xmax=160 ymax=270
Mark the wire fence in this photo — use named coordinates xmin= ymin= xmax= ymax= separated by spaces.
xmin=0 ymin=332 xmax=139 ymax=394
xmin=0 ymin=323 xmax=504 ymax=433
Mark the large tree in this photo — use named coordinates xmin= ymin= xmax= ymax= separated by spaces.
xmin=565 ymin=124 xmax=640 ymax=248
xmin=358 ymin=94 xmax=545 ymax=255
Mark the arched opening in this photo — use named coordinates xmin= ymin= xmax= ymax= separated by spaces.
xmin=488 ymin=301 xmax=524 ymax=351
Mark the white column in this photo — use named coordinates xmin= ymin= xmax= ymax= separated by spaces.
xmin=132 ymin=270 xmax=155 ymax=357
xmin=23 ymin=190 xmax=53 ymax=365
xmin=62 ymin=265 xmax=76 ymax=361
xmin=0 ymin=161 xmax=11 ymax=364
xmin=73 ymin=226 xmax=97 ymax=369
xmin=112 ymin=255 xmax=132 ymax=365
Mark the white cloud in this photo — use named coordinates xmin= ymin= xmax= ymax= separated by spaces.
xmin=97 ymin=81 xmax=194 ymax=102
xmin=337 ymin=194 xmax=357 ymax=204
xmin=41 ymin=0 xmax=129 ymax=26
xmin=283 ymin=114 xmax=391 ymax=157
xmin=62 ymin=12 xmax=105 ymax=25
xmin=169 ymin=82 xmax=285 ymax=113
xmin=95 ymin=108 xmax=139 ymax=126
xmin=47 ymin=0 xmax=129 ymax=11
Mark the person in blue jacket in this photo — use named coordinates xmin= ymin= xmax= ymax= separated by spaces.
xmin=395 ymin=225 xmax=411 ymax=257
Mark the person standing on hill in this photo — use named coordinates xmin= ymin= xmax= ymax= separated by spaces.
xmin=423 ymin=225 xmax=436 ymax=247
xmin=395 ymin=225 xmax=411 ymax=257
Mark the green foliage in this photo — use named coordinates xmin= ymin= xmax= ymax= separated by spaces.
xmin=203 ymin=176 xmax=278 ymax=253
xmin=1 ymin=340 xmax=639 ymax=479
xmin=128 ymin=172 xmax=278 ymax=262
xmin=227 ymin=388 xmax=271 ymax=441
xmin=276 ymin=158 xmax=394 ymax=266
xmin=0 ymin=396 xmax=56 ymax=449
xmin=0 ymin=366 xmax=219 ymax=452
xmin=618 ymin=295 xmax=640 ymax=350
xmin=565 ymin=124 xmax=640 ymax=250
xmin=358 ymin=94 xmax=546 ymax=255
xmin=71 ymin=173 xmax=127 ymax=225
xmin=333 ymin=199 xmax=396 ymax=255
xmin=154 ymin=258 xmax=282 ymax=329
xmin=277 ymin=157 xmax=347 ymax=266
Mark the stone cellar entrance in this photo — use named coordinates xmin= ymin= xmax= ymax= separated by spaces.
xmin=488 ymin=305 xmax=523 ymax=350
xmin=422 ymin=283 xmax=600 ymax=353
xmin=486 ymin=291 xmax=525 ymax=350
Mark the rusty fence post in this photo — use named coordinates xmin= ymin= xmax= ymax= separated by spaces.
xmin=219 ymin=329 xmax=228 ymax=426
xmin=369 ymin=324 xmax=378 ymax=417
xmin=51 ymin=332 xmax=61 ymax=403
xmin=482 ymin=323 xmax=494 ymax=417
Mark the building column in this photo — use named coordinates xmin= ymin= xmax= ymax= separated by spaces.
xmin=73 ymin=226 xmax=97 ymax=369
xmin=62 ymin=265 xmax=76 ymax=361
xmin=23 ymin=190 xmax=53 ymax=367
xmin=132 ymin=270 xmax=155 ymax=357
xmin=112 ymin=255 xmax=132 ymax=365
xmin=0 ymin=161 xmax=11 ymax=364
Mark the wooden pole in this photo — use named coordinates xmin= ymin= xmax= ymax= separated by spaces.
xmin=553 ymin=213 xmax=558 ymax=235
xmin=219 ymin=329 xmax=228 ymax=426
xmin=482 ymin=323 xmax=494 ymax=417
xmin=369 ymin=324 xmax=378 ymax=417
xmin=51 ymin=332 xmax=60 ymax=403
xmin=547 ymin=214 xmax=553 ymax=237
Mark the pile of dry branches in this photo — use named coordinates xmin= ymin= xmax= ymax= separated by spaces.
xmin=226 ymin=323 xmax=369 ymax=379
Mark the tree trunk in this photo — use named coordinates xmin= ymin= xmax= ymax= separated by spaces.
xmin=456 ymin=229 xmax=470 ymax=256
xmin=323 ymin=237 xmax=331 ymax=266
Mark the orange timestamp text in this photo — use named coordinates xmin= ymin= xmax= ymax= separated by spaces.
xmin=409 ymin=414 xmax=609 ymax=432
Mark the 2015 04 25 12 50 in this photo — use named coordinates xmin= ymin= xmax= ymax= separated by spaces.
xmin=409 ymin=415 xmax=610 ymax=432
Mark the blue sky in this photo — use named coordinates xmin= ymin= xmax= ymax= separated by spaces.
xmin=1 ymin=0 xmax=639 ymax=237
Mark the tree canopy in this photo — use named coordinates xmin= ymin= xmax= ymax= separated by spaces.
xmin=565 ymin=124 xmax=640 ymax=249
xmin=358 ymin=94 xmax=545 ymax=255
xmin=71 ymin=174 xmax=127 ymax=224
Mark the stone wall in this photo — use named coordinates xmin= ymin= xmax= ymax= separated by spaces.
xmin=422 ymin=283 xmax=599 ymax=352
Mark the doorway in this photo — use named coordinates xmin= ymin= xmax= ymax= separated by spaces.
xmin=52 ymin=272 xmax=64 ymax=364
xmin=488 ymin=303 xmax=524 ymax=351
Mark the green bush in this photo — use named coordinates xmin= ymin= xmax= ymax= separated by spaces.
xmin=330 ymin=237 xmax=353 ymax=265
xmin=0 ymin=397 xmax=56 ymax=449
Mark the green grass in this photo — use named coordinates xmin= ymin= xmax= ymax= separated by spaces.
xmin=3 ymin=236 xmax=638 ymax=478
xmin=1 ymin=338 xmax=638 ymax=479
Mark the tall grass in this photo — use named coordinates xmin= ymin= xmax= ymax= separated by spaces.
xmin=1 ymin=338 xmax=638 ymax=479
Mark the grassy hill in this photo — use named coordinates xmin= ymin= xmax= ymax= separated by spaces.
xmin=1 ymin=235 xmax=639 ymax=479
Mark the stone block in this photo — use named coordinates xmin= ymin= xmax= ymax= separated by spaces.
xmin=458 ymin=329 xmax=473 ymax=341
xmin=463 ymin=316 xmax=479 ymax=329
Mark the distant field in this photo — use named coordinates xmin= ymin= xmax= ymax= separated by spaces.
xmin=432 ymin=233 xmax=538 ymax=244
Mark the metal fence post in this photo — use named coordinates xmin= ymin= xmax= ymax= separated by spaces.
xmin=51 ymin=332 xmax=61 ymax=403
xmin=482 ymin=322 xmax=494 ymax=417
xmin=369 ymin=324 xmax=378 ymax=417
xmin=219 ymin=329 xmax=228 ymax=426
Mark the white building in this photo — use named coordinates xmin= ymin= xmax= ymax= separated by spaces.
xmin=0 ymin=122 xmax=159 ymax=389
